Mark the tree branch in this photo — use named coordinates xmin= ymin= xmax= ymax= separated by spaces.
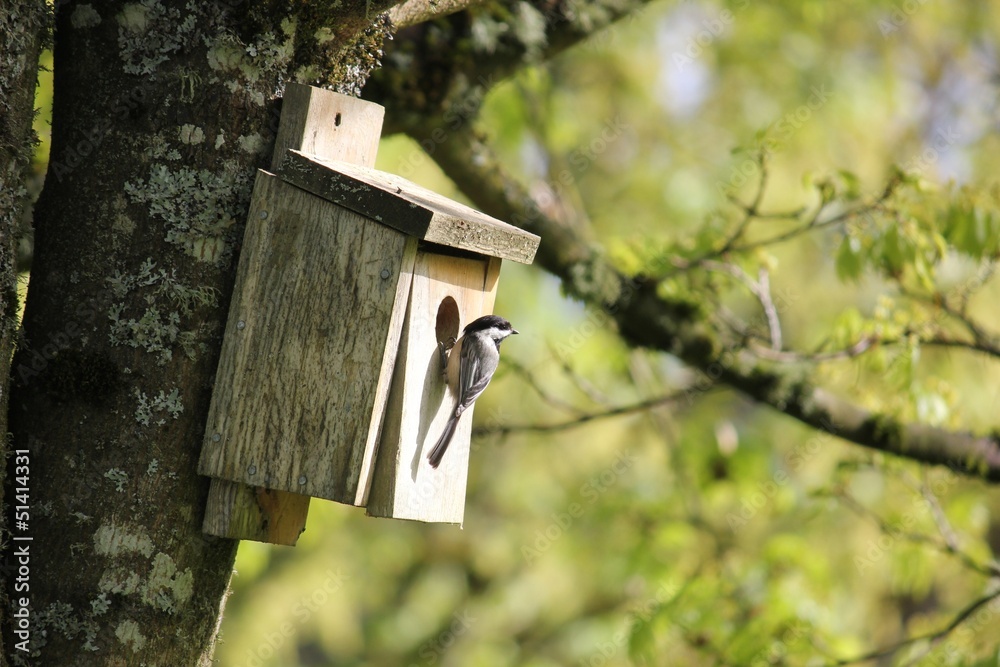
xmin=365 ymin=0 xmax=1000 ymax=481
xmin=747 ymin=336 xmax=878 ymax=363
xmin=409 ymin=124 xmax=1000 ymax=482
xmin=831 ymin=589 xmax=1000 ymax=666
xmin=502 ymin=357 xmax=588 ymax=415
xmin=368 ymin=0 xmax=654 ymax=134
xmin=829 ymin=487 xmax=1000 ymax=579
xmin=690 ymin=260 xmax=782 ymax=350
xmin=388 ymin=0 xmax=488 ymax=28
xmin=471 ymin=388 xmax=718 ymax=437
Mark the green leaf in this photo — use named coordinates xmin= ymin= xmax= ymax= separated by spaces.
xmin=941 ymin=194 xmax=1000 ymax=259
xmin=876 ymin=224 xmax=914 ymax=275
xmin=976 ymin=207 xmax=1000 ymax=258
xmin=837 ymin=169 xmax=862 ymax=200
xmin=628 ymin=616 xmax=655 ymax=664
xmin=912 ymin=256 xmax=935 ymax=291
xmin=835 ymin=235 xmax=864 ymax=281
xmin=943 ymin=201 xmax=980 ymax=256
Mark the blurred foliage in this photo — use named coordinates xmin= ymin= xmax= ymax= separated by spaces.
xmin=222 ymin=1 xmax=1000 ymax=665
xmin=218 ymin=0 xmax=1000 ymax=667
xmin=32 ymin=0 xmax=1000 ymax=664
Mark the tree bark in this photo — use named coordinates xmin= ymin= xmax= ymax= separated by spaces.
xmin=0 ymin=2 xmax=48 ymax=665
xmin=4 ymin=0 xmax=391 ymax=663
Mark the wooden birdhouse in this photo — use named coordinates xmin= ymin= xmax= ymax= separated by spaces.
xmin=197 ymin=84 xmax=539 ymax=540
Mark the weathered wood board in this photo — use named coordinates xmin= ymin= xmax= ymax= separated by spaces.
xmin=366 ymin=253 xmax=501 ymax=523
xmin=199 ymin=171 xmax=418 ymax=505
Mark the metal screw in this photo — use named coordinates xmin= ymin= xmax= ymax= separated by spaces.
xmin=297 ymin=475 xmax=307 ymax=486
xmin=380 ymin=268 xmax=390 ymax=280
xmin=248 ymin=465 xmax=257 ymax=475
xmin=259 ymin=210 xmax=268 ymax=219
xmin=237 ymin=320 xmax=245 ymax=330
xmin=212 ymin=433 xmax=221 ymax=442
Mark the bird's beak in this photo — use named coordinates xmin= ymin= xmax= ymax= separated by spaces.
xmin=512 ymin=329 xmax=519 ymax=335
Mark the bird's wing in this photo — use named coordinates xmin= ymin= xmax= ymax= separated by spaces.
xmin=457 ymin=337 xmax=495 ymax=412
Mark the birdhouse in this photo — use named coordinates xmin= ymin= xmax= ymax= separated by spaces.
xmin=197 ymin=85 xmax=539 ymax=535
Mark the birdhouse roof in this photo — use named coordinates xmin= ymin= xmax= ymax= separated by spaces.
xmin=275 ymin=150 xmax=540 ymax=264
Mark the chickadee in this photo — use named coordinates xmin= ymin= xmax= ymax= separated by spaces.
xmin=427 ymin=314 xmax=518 ymax=468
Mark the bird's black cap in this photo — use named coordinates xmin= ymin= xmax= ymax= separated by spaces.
xmin=463 ymin=314 xmax=516 ymax=334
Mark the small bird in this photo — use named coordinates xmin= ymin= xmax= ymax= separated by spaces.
xmin=427 ymin=314 xmax=518 ymax=468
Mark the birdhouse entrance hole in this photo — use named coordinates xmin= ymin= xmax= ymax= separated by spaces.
xmin=436 ymin=296 xmax=460 ymax=345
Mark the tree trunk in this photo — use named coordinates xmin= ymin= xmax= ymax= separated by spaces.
xmin=3 ymin=0 xmax=389 ymax=663
xmin=0 ymin=2 xmax=48 ymax=665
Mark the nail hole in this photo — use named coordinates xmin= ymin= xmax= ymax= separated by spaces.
xmin=334 ymin=113 xmax=342 ymax=127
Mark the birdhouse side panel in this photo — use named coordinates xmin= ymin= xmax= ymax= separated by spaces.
xmin=199 ymin=172 xmax=414 ymax=504
xmin=367 ymin=252 xmax=502 ymax=523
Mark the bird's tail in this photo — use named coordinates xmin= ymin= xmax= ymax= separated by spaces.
xmin=427 ymin=415 xmax=460 ymax=468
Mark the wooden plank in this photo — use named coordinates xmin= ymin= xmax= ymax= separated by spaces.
xmin=204 ymin=86 xmax=387 ymax=542
xmin=276 ymin=150 xmax=541 ymax=264
xmin=366 ymin=252 xmax=502 ymax=523
xmin=482 ymin=256 xmax=502 ymax=311
xmin=270 ymin=84 xmax=384 ymax=172
xmin=354 ymin=236 xmax=419 ymax=505
xmin=199 ymin=171 xmax=412 ymax=504
xmin=202 ymin=480 xmax=310 ymax=545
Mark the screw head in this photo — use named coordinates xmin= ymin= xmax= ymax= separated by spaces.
xmin=380 ymin=268 xmax=391 ymax=280
xmin=259 ymin=210 xmax=268 ymax=219
xmin=297 ymin=475 xmax=307 ymax=486
xmin=212 ymin=433 xmax=221 ymax=442
xmin=248 ymin=465 xmax=257 ymax=475
xmin=237 ymin=320 xmax=245 ymax=330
